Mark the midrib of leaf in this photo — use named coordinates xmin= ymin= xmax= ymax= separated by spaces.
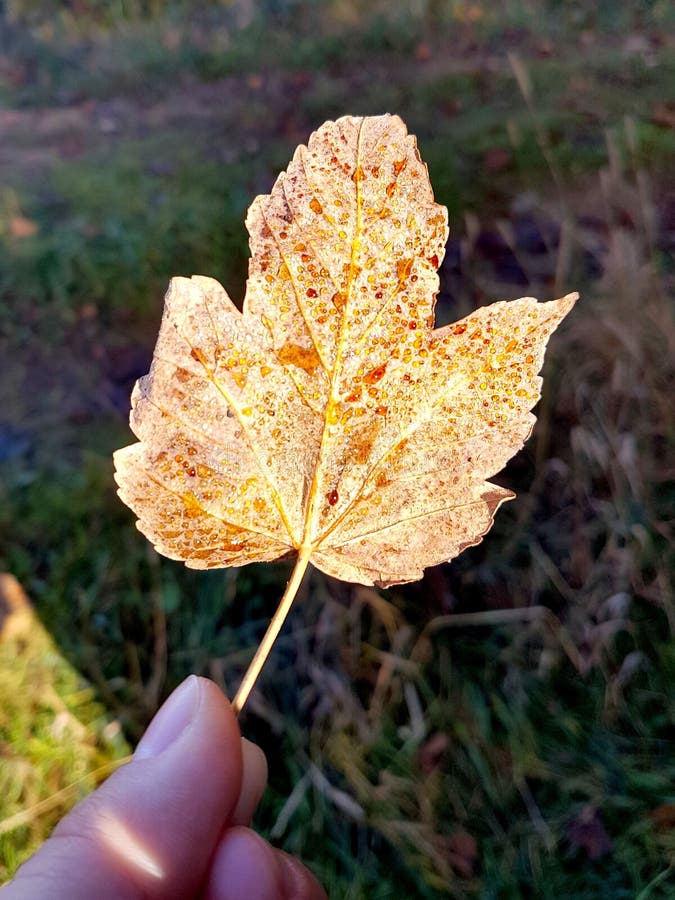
xmin=232 ymin=123 xmax=370 ymax=713
xmin=301 ymin=118 xmax=367 ymax=553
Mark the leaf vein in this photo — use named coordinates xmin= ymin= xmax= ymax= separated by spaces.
xmin=259 ymin=202 xmax=330 ymax=373
xmin=330 ymin=494 xmax=504 ymax=545
xmin=300 ymin=117 xmax=367 ymax=545
xmin=168 ymin=318 xmax=299 ymax=544
xmin=138 ymin=466 xmax=288 ymax=544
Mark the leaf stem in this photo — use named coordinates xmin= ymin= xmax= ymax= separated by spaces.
xmin=232 ymin=546 xmax=313 ymax=716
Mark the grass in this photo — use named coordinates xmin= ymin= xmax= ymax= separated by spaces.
xmin=0 ymin=574 xmax=130 ymax=882
xmin=1 ymin=0 xmax=674 ymax=896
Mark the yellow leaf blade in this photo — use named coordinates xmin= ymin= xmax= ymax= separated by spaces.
xmin=114 ymin=115 xmax=577 ymax=587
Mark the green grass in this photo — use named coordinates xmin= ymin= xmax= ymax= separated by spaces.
xmin=1 ymin=155 xmax=253 ymax=332
xmin=1 ymin=1 xmax=675 ymax=896
xmin=3 ymin=38 xmax=673 ymax=325
xmin=0 ymin=581 xmax=130 ymax=882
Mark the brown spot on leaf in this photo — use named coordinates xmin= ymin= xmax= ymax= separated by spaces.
xmin=364 ymin=362 xmax=387 ymax=384
xmin=190 ymin=347 xmax=208 ymax=365
xmin=182 ymin=492 xmax=202 ymax=518
xmin=278 ymin=341 xmax=321 ymax=373
xmin=396 ymin=257 xmax=414 ymax=284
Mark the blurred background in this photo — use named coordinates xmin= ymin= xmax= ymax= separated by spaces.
xmin=0 ymin=0 xmax=674 ymax=896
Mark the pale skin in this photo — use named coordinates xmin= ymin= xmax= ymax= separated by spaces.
xmin=1 ymin=677 xmax=326 ymax=900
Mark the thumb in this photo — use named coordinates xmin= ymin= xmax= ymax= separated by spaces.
xmin=3 ymin=676 xmax=251 ymax=899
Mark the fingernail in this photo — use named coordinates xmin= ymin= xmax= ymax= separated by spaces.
xmin=135 ymin=675 xmax=201 ymax=760
xmin=208 ymin=829 xmax=286 ymax=900
xmin=241 ymin=738 xmax=268 ymax=810
xmin=230 ymin=739 xmax=268 ymax=826
xmin=277 ymin=850 xmax=327 ymax=899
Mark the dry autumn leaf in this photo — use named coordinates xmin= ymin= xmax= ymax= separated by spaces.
xmin=114 ymin=114 xmax=576 ymax=711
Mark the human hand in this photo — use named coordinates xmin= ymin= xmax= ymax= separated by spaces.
xmin=2 ymin=676 xmax=326 ymax=899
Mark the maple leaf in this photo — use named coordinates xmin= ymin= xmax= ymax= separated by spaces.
xmin=114 ymin=114 xmax=576 ymax=710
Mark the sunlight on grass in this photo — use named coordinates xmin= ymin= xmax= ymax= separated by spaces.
xmin=0 ymin=576 xmax=130 ymax=880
